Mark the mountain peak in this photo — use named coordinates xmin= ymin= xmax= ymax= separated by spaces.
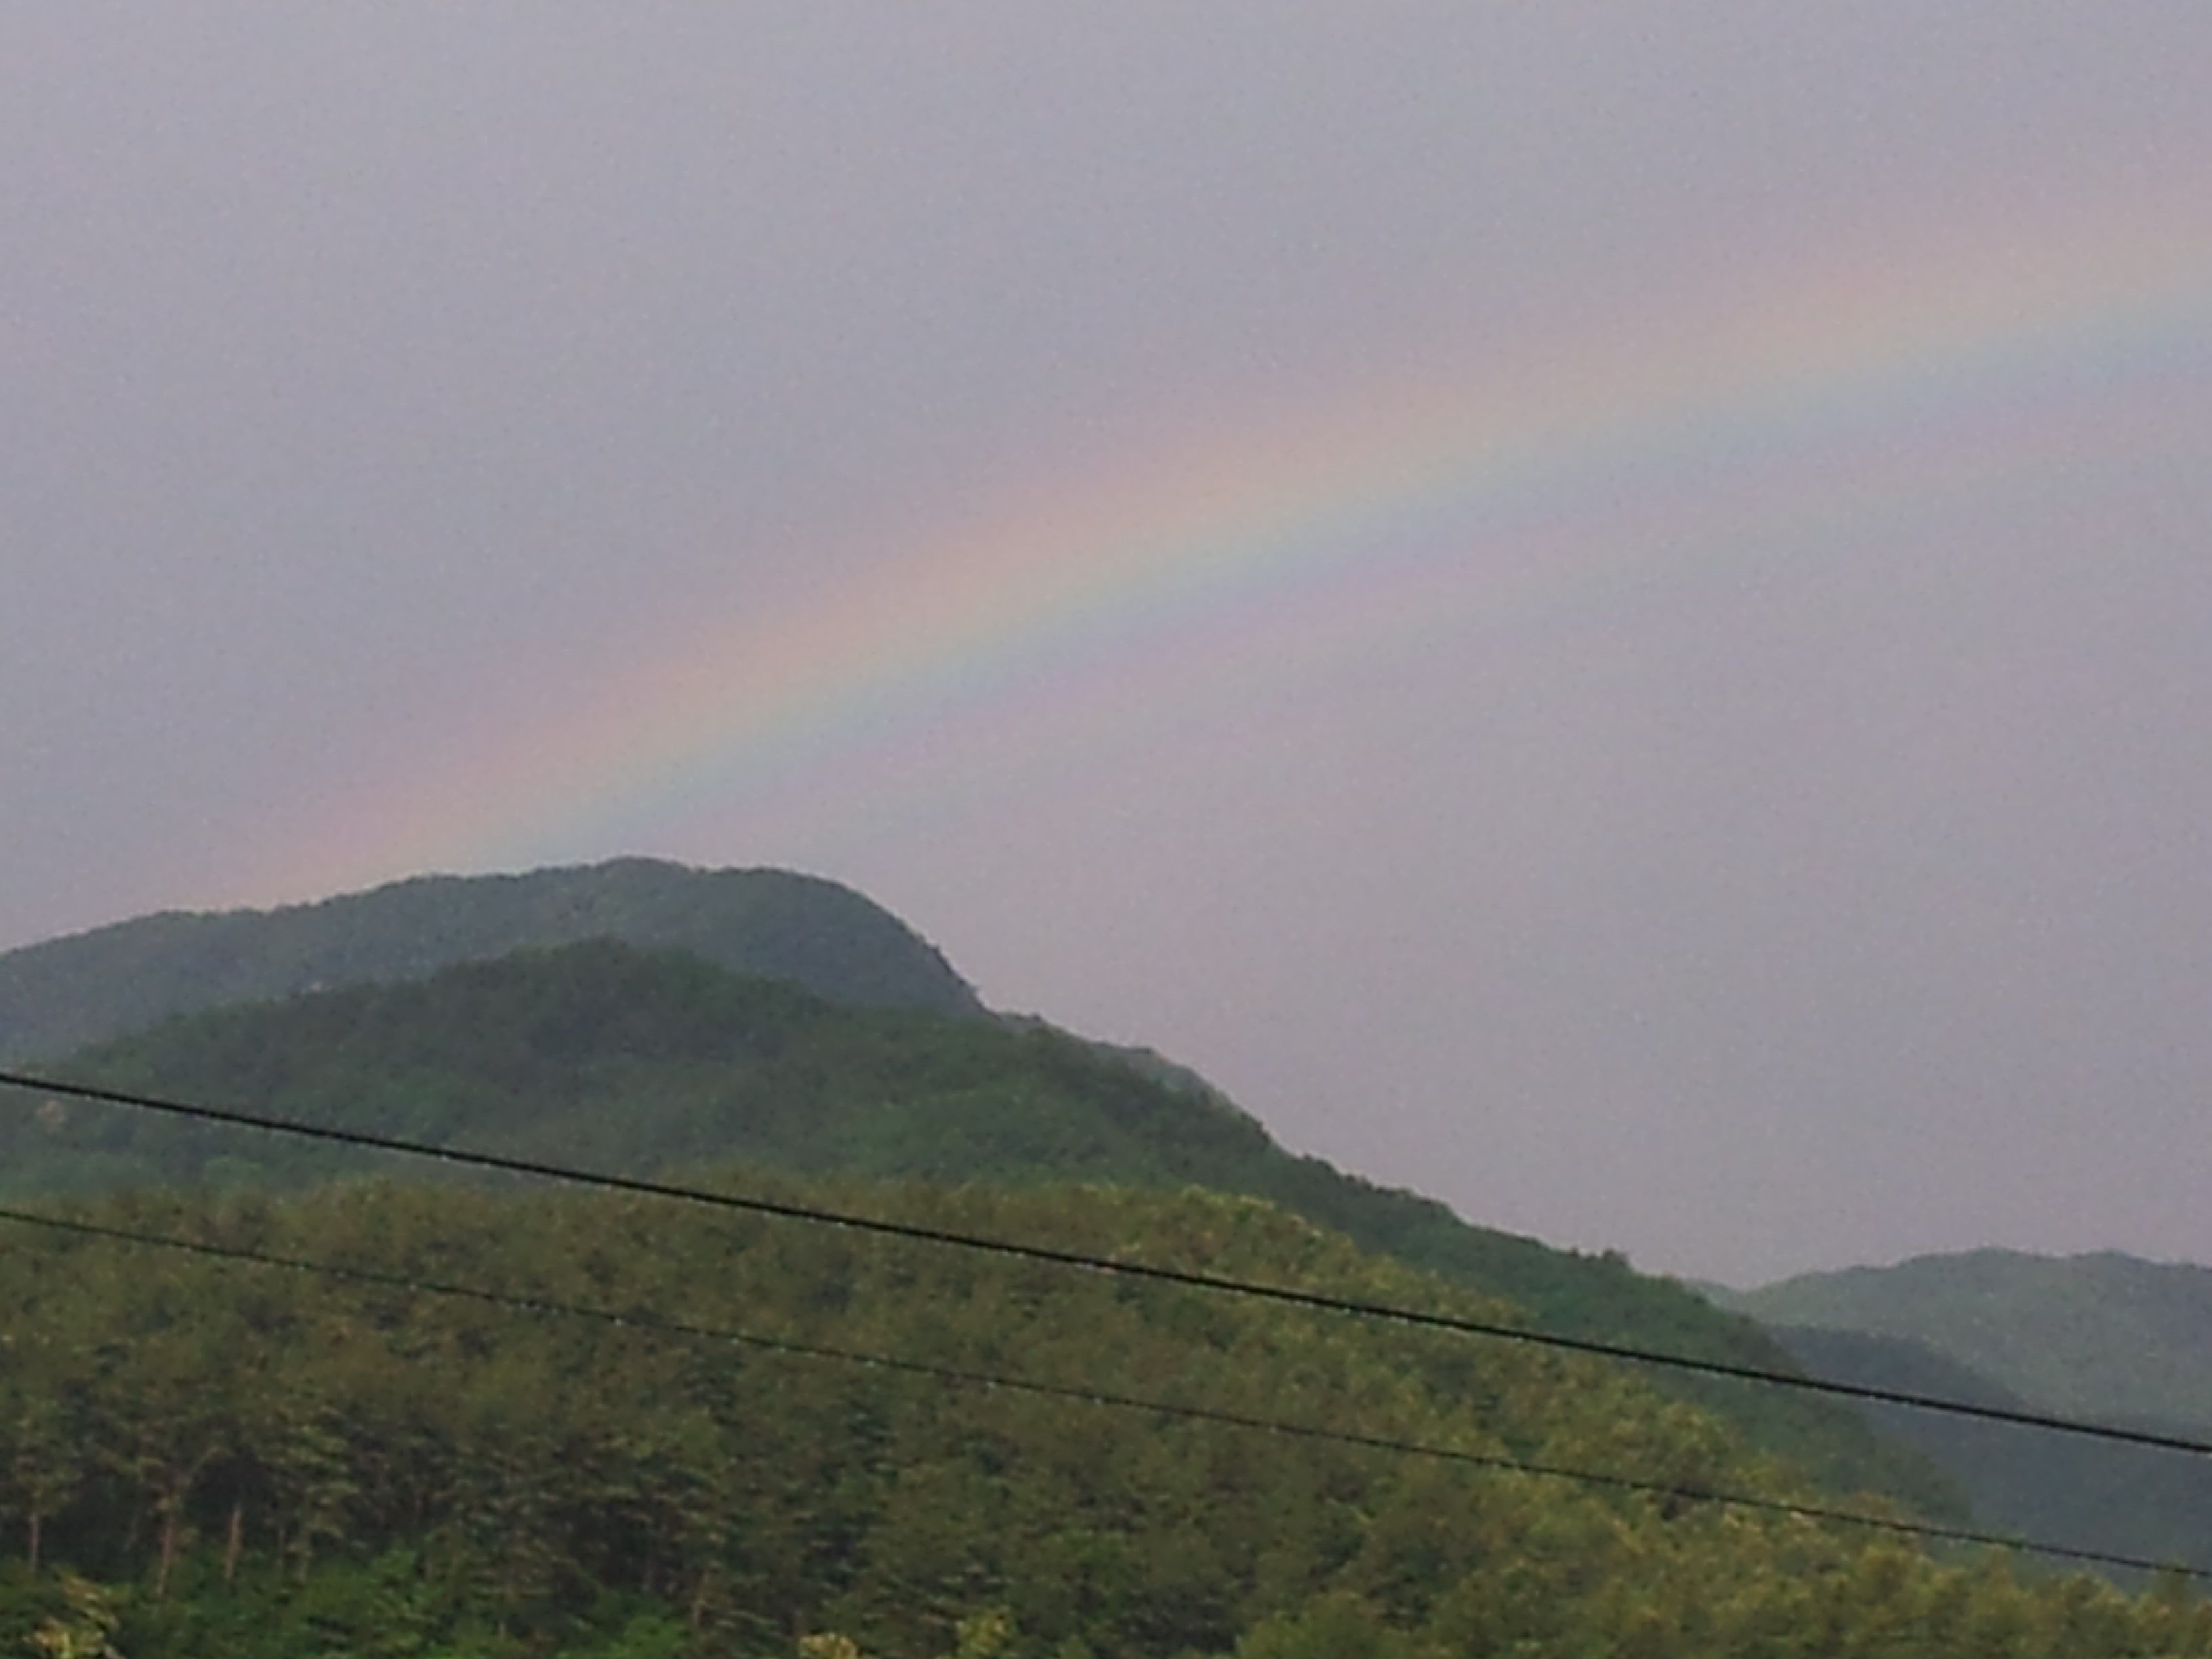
xmin=0 ymin=857 xmax=983 ymax=1062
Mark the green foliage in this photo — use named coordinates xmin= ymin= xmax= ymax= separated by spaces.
xmin=0 ymin=1179 xmax=2205 ymax=1659
xmin=0 ymin=1569 xmax=121 ymax=1659
xmin=1233 ymin=1590 xmax=1419 ymax=1659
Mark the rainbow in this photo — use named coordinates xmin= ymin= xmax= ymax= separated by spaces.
xmin=279 ymin=194 xmax=2212 ymax=898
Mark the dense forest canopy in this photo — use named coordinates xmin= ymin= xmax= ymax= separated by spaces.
xmin=3 ymin=1176 xmax=2205 ymax=1659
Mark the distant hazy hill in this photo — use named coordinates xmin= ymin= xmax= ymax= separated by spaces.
xmin=1706 ymin=1252 xmax=2212 ymax=1578
xmin=3 ymin=939 xmax=1946 ymax=1514
xmin=0 ymin=858 xmax=983 ymax=1061
xmin=1754 ymin=1322 xmax=2212 ymax=1579
xmin=1722 ymin=1248 xmax=2212 ymax=1429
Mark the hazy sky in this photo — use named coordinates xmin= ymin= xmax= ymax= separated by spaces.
xmin=7 ymin=4 xmax=2211 ymax=1284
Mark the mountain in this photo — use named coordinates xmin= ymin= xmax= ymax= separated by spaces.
xmin=1704 ymin=1250 xmax=2212 ymax=1580
xmin=1721 ymin=1248 xmax=2212 ymax=1429
xmin=4 ymin=939 xmax=1948 ymax=1515
xmin=0 ymin=859 xmax=985 ymax=1063
xmin=1753 ymin=1323 xmax=2212 ymax=1580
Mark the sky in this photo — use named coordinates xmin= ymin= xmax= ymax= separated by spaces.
xmin=5 ymin=3 xmax=2210 ymax=1285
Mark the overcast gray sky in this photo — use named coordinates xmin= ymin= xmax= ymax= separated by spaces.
xmin=6 ymin=3 xmax=2211 ymax=1284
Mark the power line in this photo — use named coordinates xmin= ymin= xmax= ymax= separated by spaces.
xmin=0 ymin=1200 xmax=2196 ymax=1583
xmin=6 ymin=1065 xmax=2211 ymax=1460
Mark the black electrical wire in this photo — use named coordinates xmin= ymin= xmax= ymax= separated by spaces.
xmin=6 ymin=1065 xmax=2211 ymax=1460
xmin=0 ymin=1200 xmax=2197 ymax=1582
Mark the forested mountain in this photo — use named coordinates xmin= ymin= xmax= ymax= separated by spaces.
xmin=5 ymin=941 xmax=1946 ymax=1516
xmin=0 ymin=860 xmax=983 ymax=1063
xmin=19 ymin=872 xmax=2203 ymax=1630
xmin=1753 ymin=1324 xmax=2212 ymax=1584
xmin=1722 ymin=1248 xmax=2212 ymax=1428
xmin=2 ymin=1176 xmax=2205 ymax=1659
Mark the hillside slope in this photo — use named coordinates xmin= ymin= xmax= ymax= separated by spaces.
xmin=1757 ymin=1323 xmax=2212 ymax=1580
xmin=0 ymin=859 xmax=983 ymax=1062
xmin=4 ymin=1176 xmax=2194 ymax=1659
xmin=1725 ymin=1248 xmax=2212 ymax=1429
xmin=1 ymin=940 xmax=1949 ymax=1516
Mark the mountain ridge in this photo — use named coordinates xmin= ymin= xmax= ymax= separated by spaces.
xmin=0 ymin=858 xmax=984 ymax=1063
xmin=1746 ymin=1320 xmax=2212 ymax=1578
xmin=1720 ymin=1245 xmax=2212 ymax=1428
